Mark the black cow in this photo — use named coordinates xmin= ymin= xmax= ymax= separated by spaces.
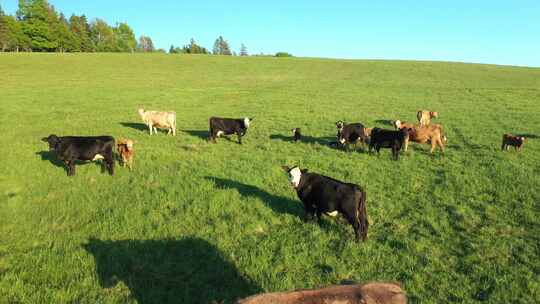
xmin=41 ymin=135 xmax=115 ymax=176
xmin=336 ymin=121 xmax=367 ymax=150
xmin=282 ymin=166 xmax=368 ymax=242
xmin=368 ymin=128 xmax=410 ymax=160
xmin=291 ymin=128 xmax=302 ymax=142
xmin=209 ymin=117 xmax=252 ymax=144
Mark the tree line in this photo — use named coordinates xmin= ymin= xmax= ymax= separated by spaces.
xmin=0 ymin=1 xmax=292 ymax=57
xmin=0 ymin=0 xmax=154 ymax=52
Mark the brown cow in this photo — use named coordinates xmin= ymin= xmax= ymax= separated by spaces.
xmin=236 ymin=282 xmax=407 ymax=304
xmin=116 ymin=138 xmax=135 ymax=169
xmin=395 ymin=123 xmax=446 ymax=153
xmin=501 ymin=134 xmax=526 ymax=151
xmin=417 ymin=110 xmax=438 ymax=126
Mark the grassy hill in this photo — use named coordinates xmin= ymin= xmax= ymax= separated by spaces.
xmin=0 ymin=53 xmax=539 ymax=303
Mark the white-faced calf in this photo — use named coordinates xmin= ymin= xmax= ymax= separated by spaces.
xmin=501 ymin=134 xmax=525 ymax=151
xmin=282 ymin=166 xmax=368 ymax=242
xmin=291 ymin=128 xmax=301 ymax=142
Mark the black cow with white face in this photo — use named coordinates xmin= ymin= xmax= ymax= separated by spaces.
xmin=282 ymin=166 xmax=368 ymax=242
xmin=209 ymin=117 xmax=252 ymax=144
xmin=41 ymin=135 xmax=115 ymax=176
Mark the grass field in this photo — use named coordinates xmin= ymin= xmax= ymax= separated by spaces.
xmin=1 ymin=53 xmax=539 ymax=303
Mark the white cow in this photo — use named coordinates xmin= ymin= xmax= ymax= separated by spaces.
xmin=138 ymin=108 xmax=177 ymax=136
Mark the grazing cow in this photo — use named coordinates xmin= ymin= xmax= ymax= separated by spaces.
xmin=369 ymin=128 xmax=411 ymax=160
xmin=41 ymin=135 xmax=115 ymax=176
xmin=417 ymin=110 xmax=438 ymax=126
xmin=237 ymin=282 xmax=407 ymax=304
xmin=209 ymin=117 xmax=252 ymax=144
xmin=291 ymin=128 xmax=302 ymax=142
xmin=138 ymin=108 xmax=176 ymax=136
xmin=282 ymin=166 xmax=368 ymax=242
xmin=501 ymin=134 xmax=526 ymax=151
xmin=116 ymin=138 xmax=135 ymax=170
xmin=336 ymin=121 xmax=367 ymax=149
xmin=395 ymin=124 xmax=446 ymax=153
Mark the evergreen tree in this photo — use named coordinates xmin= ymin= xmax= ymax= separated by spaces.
xmin=213 ymin=36 xmax=231 ymax=55
xmin=240 ymin=43 xmax=248 ymax=56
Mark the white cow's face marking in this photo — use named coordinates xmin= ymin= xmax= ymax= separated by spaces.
xmin=288 ymin=167 xmax=302 ymax=188
xmin=216 ymin=131 xmax=224 ymax=137
xmin=394 ymin=120 xmax=401 ymax=129
xmin=244 ymin=117 xmax=250 ymax=128
xmin=92 ymin=154 xmax=105 ymax=161
xmin=326 ymin=211 xmax=338 ymax=217
xmin=340 ymin=138 xmax=346 ymax=144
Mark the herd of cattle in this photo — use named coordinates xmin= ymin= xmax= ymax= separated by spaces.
xmin=39 ymin=107 xmax=529 ymax=303
xmin=41 ymin=108 xmax=527 ymax=243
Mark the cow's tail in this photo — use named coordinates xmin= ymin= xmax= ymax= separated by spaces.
xmin=356 ymin=189 xmax=369 ymax=241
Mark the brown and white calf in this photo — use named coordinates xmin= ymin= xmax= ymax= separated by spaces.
xmin=116 ymin=138 xmax=135 ymax=170
xmin=138 ymin=108 xmax=176 ymax=136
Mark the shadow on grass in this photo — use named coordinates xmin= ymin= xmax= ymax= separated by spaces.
xmin=120 ymin=122 xmax=147 ymax=132
xmin=36 ymin=151 xmax=110 ymax=174
xmin=181 ymin=130 xmax=209 ymax=141
xmin=206 ymin=177 xmax=304 ymax=218
xmin=84 ymin=237 xmax=260 ymax=304
xmin=269 ymin=134 xmax=338 ymax=147
xmin=374 ymin=119 xmax=395 ymax=127
xmin=515 ymin=133 xmax=538 ymax=139
xmin=451 ymin=127 xmax=487 ymax=151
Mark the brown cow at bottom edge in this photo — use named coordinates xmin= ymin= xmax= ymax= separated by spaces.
xmin=236 ymin=282 xmax=407 ymax=304
xmin=116 ymin=138 xmax=135 ymax=169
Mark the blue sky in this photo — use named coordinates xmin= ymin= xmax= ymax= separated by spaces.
xmin=2 ymin=1 xmax=539 ymax=67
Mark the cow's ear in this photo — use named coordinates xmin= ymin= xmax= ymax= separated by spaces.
xmin=301 ymin=169 xmax=308 ymax=174
xmin=41 ymin=137 xmax=48 ymax=142
xmin=250 ymin=117 xmax=253 ymax=121
xmin=281 ymin=166 xmax=290 ymax=172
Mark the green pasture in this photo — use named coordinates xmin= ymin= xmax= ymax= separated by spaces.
xmin=0 ymin=53 xmax=539 ymax=303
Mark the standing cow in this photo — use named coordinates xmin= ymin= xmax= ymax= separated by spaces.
xmin=41 ymin=135 xmax=115 ymax=176
xmin=209 ymin=117 xmax=252 ymax=144
xmin=283 ymin=166 xmax=368 ymax=242
xmin=138 ymin=108 xmax=176 ymax=136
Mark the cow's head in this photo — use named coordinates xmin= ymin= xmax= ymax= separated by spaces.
xmin=282 ymin=165 xmax=306 ymax=188
xmin=430 ymin=111 xmax=439 ymax=118
xmin=393 ymin=120 xmax=402 ymax=130
xmin=244 ymin=117 xmax=252 ymax=128
xmin=137 ymin=108 xmax=145 ymax=116
xmin=336 ymin=121 xmax=344 ymax=130
xmin=292 ymin=128 xmax=300 ymax=134
xmin=41 ymin=134 xmax=60 ymax=151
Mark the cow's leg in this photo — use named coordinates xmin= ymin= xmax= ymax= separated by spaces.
xmin=343 ymin=208 xmax=361 ymax=242
xmin=104 ymin=150 xmax=114 ymax=175
xmin=153 ymin=126 xmax=158 ymax=135
xmin=236 ymin=130 xmax=243 ymax=144
xmin=304 ymin=204 xmax=316 ymax=222
xmin=392 ymin=145 xmax=399 ymax=160
xmin=67 ymin=160 xmax=75 ymax=176
xmin=501 ymin=142 xmax=506 ymax=151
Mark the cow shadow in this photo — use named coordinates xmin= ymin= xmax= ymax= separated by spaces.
xmin=36 ymin=151 xmax=64 ymax=168
xmin=451 ymin=127 xmax=487 ymax=151
xmin=206 ymin=177 xmax=304 ymax=218
xmin=181 ymin=130 xmax=209 ymax=141
xmin=374 ymin=119 xmax=395 ymax=127
xmin=83 ymin=237 xmax=260 ymax=304
xmin=36 ymin=151 xmax=110 ymax=174
xmin=269 ymin=134 xmax=336 ymax=146
xmin=120 ymin=122 xmax=148 ymax=132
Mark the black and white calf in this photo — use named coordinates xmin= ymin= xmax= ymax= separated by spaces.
xmin=368 ymin=128 xmax=411 ymax=160
xmin=282 ymin=166 xmax=369 ymax=242
xmin=336 ymin=121 xmax=367 ymax=149
xmin=41 ymin=135 xmax=115 ymax=176
xmin=209 ymin=117 xmax=252 ymax=144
